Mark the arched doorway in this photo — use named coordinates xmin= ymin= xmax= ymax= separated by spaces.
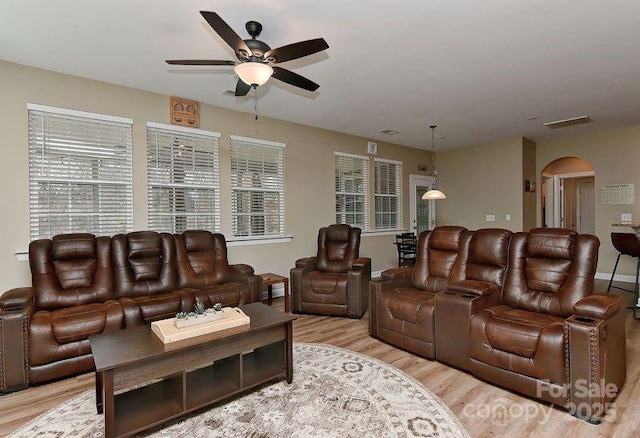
xmin=541 ymin=157 xmax=595 ymax=233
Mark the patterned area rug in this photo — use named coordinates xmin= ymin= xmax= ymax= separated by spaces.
xmin=10 ymin=343 xmax=469 ymax=437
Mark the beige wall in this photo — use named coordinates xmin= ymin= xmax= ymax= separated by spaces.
xmin=0 ymin=61 xmax=430 ymax=292
xmin=436 ymin=137 xmax=525 ymax=231
xmin=522 ymin=138 xmax=537 ymax=231
xmin=537 ymin=126 xmax=640 ymax=278
xmin=436 ymin=125 xmax=640 ymax=279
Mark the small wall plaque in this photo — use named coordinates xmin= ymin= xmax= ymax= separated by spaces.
xmin=170 ymin=96 xmax=200 ymax=128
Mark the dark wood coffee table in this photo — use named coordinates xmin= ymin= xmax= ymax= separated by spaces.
xmin=89 ymin=302 xmax=296 ymax=438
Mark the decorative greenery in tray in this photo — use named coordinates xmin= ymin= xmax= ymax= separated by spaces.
xmin=174 ymin=299 xmax=226 ymax=328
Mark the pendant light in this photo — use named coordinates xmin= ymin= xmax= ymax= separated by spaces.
xmin=422 ymin=125 xmax=446 ymax=200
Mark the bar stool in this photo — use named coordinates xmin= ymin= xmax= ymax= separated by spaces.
xmin=607 ymin=232 xmax=640 ymax=319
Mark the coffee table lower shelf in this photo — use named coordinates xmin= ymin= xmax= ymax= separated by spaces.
xmin=90 ymin=303 xmax=295 ymax=438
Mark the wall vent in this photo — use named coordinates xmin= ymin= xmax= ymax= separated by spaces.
xmin=544 ymin=116 xmax=592 ymax=129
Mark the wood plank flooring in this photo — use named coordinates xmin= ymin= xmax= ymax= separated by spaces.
xmin=1 ymin=281 xmax=639 ymax=437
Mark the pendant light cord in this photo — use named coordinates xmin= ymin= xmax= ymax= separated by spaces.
xmin=430 ymin=125 xmax=438 ymax=188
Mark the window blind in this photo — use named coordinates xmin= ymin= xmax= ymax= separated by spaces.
xmin=334 ymin=152 xmax=369 ymax=230
xmin=375 ymin=158 xmax=402 ymax=230
xmin=28 ymin=104 xmax=133 ymax=240
xmin=147 ymin=122 xmax=221 ymax=233
xmin=230 ymin=135 xmax=285 ymax=238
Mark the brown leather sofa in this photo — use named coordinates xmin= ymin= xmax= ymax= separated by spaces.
xmin=291 ymin=224 xmax=371 ymax=318
xmin=371 ymin=226 xmax=626 ymax=421
xmin=0 ymin=230 xmax=261 ymax=392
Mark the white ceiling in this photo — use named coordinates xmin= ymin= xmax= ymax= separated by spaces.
xmin=2 ymin=0 xmax=640 ymax=150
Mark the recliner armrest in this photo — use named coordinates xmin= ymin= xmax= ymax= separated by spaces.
xmin=351 ymin=257 xmax=370 ymax=271
xmin=228 ymin=264 xmax=261 ymax=303
xmin=380 ymin=267 xmax=413 ymax=282
xmin=229 ymin=263 xmax=255 ymax=280
xmin=448 ymin=280 xmax=499 ymax=297
xmin=295 ymin=257 xmax=317 ymax=270
xmin=0 ymin=287 xmax=33 ymax=311
xmin=573 ymin=294 xmax=622 ymax=320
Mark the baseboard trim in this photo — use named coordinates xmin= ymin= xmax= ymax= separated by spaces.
xmin=595 ymin=272 xmax=636 ymax=284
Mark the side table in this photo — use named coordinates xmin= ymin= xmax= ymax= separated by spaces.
xmin=258 ymin=273 xmax=290 ymax=313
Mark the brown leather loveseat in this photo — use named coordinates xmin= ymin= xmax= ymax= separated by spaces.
xmin=371 ymin=226 xmax=626 ymax=422
xmin=0 ymin=230 xmax=261 ymax=392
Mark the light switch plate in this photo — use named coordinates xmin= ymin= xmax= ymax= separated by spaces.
xmin=505 ymin=214 xmax=511 ymax=221
xmin=486 ymin=214 xmax=496 ymax=222
xmin=621 ymin=213 xmax=632 ymax=223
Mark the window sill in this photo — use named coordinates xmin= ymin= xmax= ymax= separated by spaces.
xmin=227 ymin=235 xmax=293 ymax=247
xmin=362 ymin=229 xmax=411 ymax=237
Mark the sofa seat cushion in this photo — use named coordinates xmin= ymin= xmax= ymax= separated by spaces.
xmin=29 ymin=300 xmax=123 ymax=367
xmin=301 ymin=271 xmax=348 ymax=304
xmin=124 ymin=292 xmax=188 ymax=324
xmin=192 ymin=282 xmax=248 ymax=307
xmin=378 ymin=287 xmax=436 ymax=342
xmin=470 ymin=305 xmax=566 ymax=384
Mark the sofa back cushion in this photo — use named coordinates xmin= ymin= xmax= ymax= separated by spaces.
xmin=412 ymin=226 xmax=466 ymax=291
xmin=30 ymin=233 xmax=113 ymax=310
xmin=450 ymin=229 xmax=511 ymax=287
xmin=175 ymin=230 xmax=229 ymax=288
xmin=316 ymin=224 xmax=360 ymax=273
xmin=112 ymin=231 xmax=178 ymax=297
xmin=503 ymin=228 xmax=600 ymax=317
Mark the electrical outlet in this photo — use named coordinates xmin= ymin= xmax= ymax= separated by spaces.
xmin=505 ymin=214 xmax=511 ymax=221
xmin=486 ymin=214 xmax=496 ymax=222
xmin=621 ymin=213 xmax=632 ymax=223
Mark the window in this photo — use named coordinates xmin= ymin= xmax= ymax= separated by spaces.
xmin=230 ymin=135 xmax=285 ymax=238
xmin=28 ymin=103 xmax=133 ymax=240
xmin=374 ymin=158 xmax=402 ymax=230
xmin=334 ymin=152 xmax=369 ymax=230
xmin=147 ymin=122 xmax=221 ymax=233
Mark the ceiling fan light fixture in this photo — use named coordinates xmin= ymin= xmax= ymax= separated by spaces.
xmin=234 ymin=62 xmax=273 ymax=87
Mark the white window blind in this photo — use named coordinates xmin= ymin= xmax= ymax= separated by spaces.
xmin=147 ymin=122 xmax=221 ymax=233
xmin=335 ymin=152 xmax=369 ymax=230
xmin=375 ymin=158 xmax=402 ymax=230
xmin=230 ymin=135 xmax=285 ymax=238
xmin=28 ymin=104 xmax=133 ymax=240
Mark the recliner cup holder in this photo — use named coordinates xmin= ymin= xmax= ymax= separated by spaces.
xmin=461 ymin=294 xmax=475 ymax=299
xmin=575 ymin=316 xmax=595 ymax=323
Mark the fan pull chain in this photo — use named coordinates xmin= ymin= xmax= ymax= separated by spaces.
xmin=254 ymin=89 xmax=259 ymax=120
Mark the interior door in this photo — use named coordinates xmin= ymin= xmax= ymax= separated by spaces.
xmin=577 ymin=179 xmax=595 ymax=234
xmin=409 ymin=175 xmax=436 ymax=236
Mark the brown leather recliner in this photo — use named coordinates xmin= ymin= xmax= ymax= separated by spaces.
xmin=469 ymin=228 xmax=626 ymax=421
xmin=291 ymin=224 xmax=371 ymax=318
xmin=27 ymin=234 xmax=124 ymax=385
xmin=370 ymin=226 xmax=467 ymax=358
xmin=434 ymin=228 xmax=512 ymax=370
xmin=174 ymin=230 xmax=261 ymax=306
xmin=113 ymin=231 xmax=194 ymax=326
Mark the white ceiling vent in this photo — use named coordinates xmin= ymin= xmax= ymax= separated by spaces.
xmin=544 ymin=116 xmax=592 ymax=129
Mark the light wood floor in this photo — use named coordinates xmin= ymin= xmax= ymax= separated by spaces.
xmin=1 ymin=281 xmax=639 ymax=437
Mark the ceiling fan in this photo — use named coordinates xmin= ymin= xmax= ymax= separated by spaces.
xmin=166 ymin=11 xmax=329 ymax=97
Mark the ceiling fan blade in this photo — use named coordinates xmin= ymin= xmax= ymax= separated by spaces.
xmin=235 ymin=79 xmax=251 ymax=96
xmin=166 ymin=59 xmax=236 ymax=65
xmin=271 ymin=66 xmax=319 ymax=92
xmin=264 ymin=38 xmax=329 ymax=63
xmin=200 ymin=11 xmax=252 ymax=59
